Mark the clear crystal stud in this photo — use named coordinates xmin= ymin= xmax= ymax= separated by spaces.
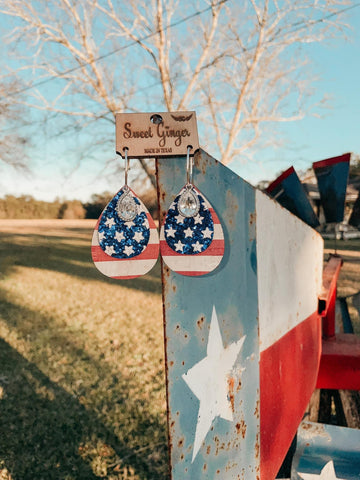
xmin=178 ymin=186 xmax=200 ymax=218
xmin=116 ymin=189 xmax=138 ymax=221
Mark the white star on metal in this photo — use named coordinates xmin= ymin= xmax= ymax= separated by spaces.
xmin=175 ymin=214 xmax=184 ymax=224
xmin=184 ymin=227 xmax=193 ymax=238
xmin=105 ymin=217 xmax=115 ymax=228
xmin=105 ymin=245 xmax=115 ymax=255
xmin=182 ymin=306 xmax=246 ymax=462
xmin=98 ymin=231 xmax=105 ymax=241
xmin=166 ymin=226 xmax=177 ymax=238
xmin=115 ymin=231 xmax=125 ymax=242
xmin=133 ymin=231 xmax=144 ymax=243
xmin=192 ymin=241 xmax=202 ymax=252
xmin=125 ymin=220 xmax=135 ymax=228
xmin=174 ymin=240 xmax=184 ymax=252
xmin=202 ymin=227 xmax=212 ymax=239
xmin=194 ymin=214 xmax=204 ymax=225
xmin=124 ymin=245 xmax=134 ymax=256
xmin=299 ymin=461 xmax=345 ymax=480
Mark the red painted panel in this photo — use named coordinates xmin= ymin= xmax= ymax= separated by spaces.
xmin=316 ymin=333 xmax=360 ymax=390
xmin=313 ymin=152 xmax=351 ymax=170
xmin=266 ymin=166 xmax=295 ymax=193
xmin=260 ymin=312 xmax=321 ymax=480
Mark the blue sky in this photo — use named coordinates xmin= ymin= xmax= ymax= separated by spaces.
xmin=1 ymin=4 xmax=360 ymax=202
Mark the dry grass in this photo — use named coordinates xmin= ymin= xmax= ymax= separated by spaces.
xmin=0 ymin=220 xmax=166 ymax=480
xmin=0 ymin=221 xmax=358 ymax=479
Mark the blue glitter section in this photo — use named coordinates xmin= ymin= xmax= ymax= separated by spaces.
xmin=164 ymin=187 xmax=214 ymax=255
xmin=98 ymin=189 xmax=150 ymax=258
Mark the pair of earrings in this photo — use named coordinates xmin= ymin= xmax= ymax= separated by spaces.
xmin=91 ymin=148 xmax=224 ymax=279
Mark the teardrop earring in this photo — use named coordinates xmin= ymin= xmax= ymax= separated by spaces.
xmin=160 ymin=147 xmax=224 ymax=276
xmin=92 ymin=148 xmax=159 ymax=279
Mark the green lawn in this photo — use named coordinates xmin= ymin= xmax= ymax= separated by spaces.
xmin=0 ymin=220 xmax=167 ymax=480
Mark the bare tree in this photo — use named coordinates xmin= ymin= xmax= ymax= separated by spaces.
xmin=0 ymin=81 xmax=29 ymax=171
xmin=0 ymin=0 xmax=351 ymax=182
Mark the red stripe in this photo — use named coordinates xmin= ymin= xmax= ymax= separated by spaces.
xmin=260 ymin=311 xmax=321 ymax=480
xmin=313 ymin=152 xmax=351 ymax=169
xmin=175 ymin=270 xmax=208 ymax=276
xmin=160 ymin=239 xmax=224 ymax=257
xmin=92 ymin=242 xmax=159 ymax=262
xmin=266 ymin=167 xmax=295 ymax=193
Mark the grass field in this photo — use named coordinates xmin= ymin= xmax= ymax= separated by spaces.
xmin=0 ymin=220 xmax=359 ymax=479
xmin=0 ymin=220 xmax=166 ymax=480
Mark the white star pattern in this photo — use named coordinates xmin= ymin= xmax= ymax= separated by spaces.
xmin=202 ymin=227 xmax=212 ymax=239
xmin=142 ymin=218 xmax=149 ymax=227
xmin=125 ymin=220 xmax=135 ymax=228
xmin=184 ymin=227 xmax=193 ymax=238
xmin=133 ymin=231 xmax=144 ymax=243
xmin=299 ymin=461 xmax=345 ymax=480
xmin=194 ymin=214 xmax=204 ymax=225
xmin=175 ymin=214 xmax=184 ymax=224
xmin=174 ymin=240 xmax=184 ymax=252
xmin=105 ymin=217 xmax=115 ymax=228
xmin=166 ymin=226 xmax=176 ymax=238
xmin=98 ymin=231 xmax=105 ymax=241
xmin=192 ymin=241 xmax=202 ymax=253
xmin=115 ymin=231 xmax=125 ymax=242
xmin=124 ymin=245 xmax=134 ymax=256
xmin=182 ymin=306 xmax=246 ymax=462
xmin=105 ymin=245 xmax=115 ymax=255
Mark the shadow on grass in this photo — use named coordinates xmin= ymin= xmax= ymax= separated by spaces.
xmin=0 ymin=232 xmax=162 ymax=295
xmin=0 ymin=293 xmax=169 ymax=480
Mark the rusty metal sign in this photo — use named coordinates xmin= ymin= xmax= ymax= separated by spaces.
xmin=292 ymin=421 xmax=360 ymax=479
xmin=115 ymin=111 xmax=199 ymax=158
xmin=156 ymin=149 xmax=323 ymax=479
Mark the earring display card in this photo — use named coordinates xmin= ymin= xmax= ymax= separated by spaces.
xmin=116 ymin=112 xmax=199 ymax=158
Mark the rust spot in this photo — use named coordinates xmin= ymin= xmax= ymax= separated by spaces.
xmin=235 ymin=420 xmax=247 ymax=439
xmin=237 ymin=379 xmax=242 ymax=391
xmin=228 ymin=377 xmax=235 ymax=413
xmin=203 ymin=463 xmax=207 ymax=472
xmin=249 ymin=212 xmax=256 ymax=225
xmin=172 ymin=284 xmax=176 ymax=292
xmin=254 ymin=399 xmax=260 ymax=418
xmin=216 ymin=470 xmax=220 ymax=475
xmin=161 ymin=191 xmax=166 ymax=201
xmin=184 ymin=333 xmax=188 ymax=339
xmin=206 ymin=445 xmax=211 ymax=455
xmin=255 ymin=432 xmax=260 ymax=459
xmin=180 ymin=454 xmax=184 ymax=460
xmin=182 ymin=361 xmax=185 ymax=366
xmin=178 ymin=437 xmax=184 ymax=448
xmin=175 ymin=324 xmax=180 ymax=330
xmin=169 ymin=360 xmax=174 ymax=367
xmin=197 ymin=316 xmax=205 ymax=328
xmin=170 ymin=420 xmax=175 ymax=428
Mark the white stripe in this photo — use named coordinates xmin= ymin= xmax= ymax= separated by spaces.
xmin=161 ymin=254 xmax=223 ymax=272
xmin=256 ymin=191 xmax=323 ymax=352
xmin=94 ymin=258 xmax=158 ymax=277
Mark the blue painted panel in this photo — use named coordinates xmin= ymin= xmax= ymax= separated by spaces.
xmin=314 ymin=156 xmax=350 ymax=224
xmin=157 ymin=149 xmax=260 ymax=479
xmin=292 ymin=421 xmax=360 ymax=479
xmin=267 ymin=167 xmax=320 ymax=228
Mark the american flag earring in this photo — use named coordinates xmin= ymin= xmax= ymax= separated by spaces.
xmin=160 ymin=147 xmax=224 ymax=276
xmin=91 ymin=148 xmax=159 ymax=279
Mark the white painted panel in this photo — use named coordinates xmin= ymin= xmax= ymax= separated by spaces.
xmin=256 ymin=190 xmax=323 ymax=353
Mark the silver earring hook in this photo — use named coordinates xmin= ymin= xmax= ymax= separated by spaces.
xmin=124 ymin=147 xmax=129 ymax=189
xmin=186 ymin=146 xmax=193 ymax=185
